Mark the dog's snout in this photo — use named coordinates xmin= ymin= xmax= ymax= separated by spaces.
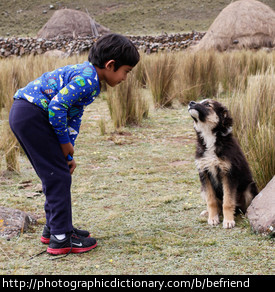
xmin=189 ymin=101 xmax=196 ymax=106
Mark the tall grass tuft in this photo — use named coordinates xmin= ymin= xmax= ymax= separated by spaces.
xmin=133 ymin=52 xmax=148 ymax=88
xmin=0 ymin=122 xmax=20 ymax=172
xmin=145 ymin=53 xmax=176 ymax=108
xmin=172 ymin=49 xmax=275 ymax=104
xmin=98 ymin=118 xmax=107 ymax=136
xmin=107 ymin=72 xmax=149 ymax=129
xmin=229 ymin=66 xmax=275 ymax=190
xmin=0 ymin=57 xmax=24 ymax=172
xmin=173 ymin=50 xmax=219 ymax=104
xmin=218 ymin=50 xmax=275 ymax=93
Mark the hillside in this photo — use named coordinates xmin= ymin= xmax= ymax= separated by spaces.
xmin=1 ymin=0 xmax=275 ymax=37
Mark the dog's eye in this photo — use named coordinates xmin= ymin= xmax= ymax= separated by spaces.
xmin=205 ymin=103 xmax=211 ymax=107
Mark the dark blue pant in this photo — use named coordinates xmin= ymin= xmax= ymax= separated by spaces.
xmin=9 ymin=99 xmax=73 ymax=235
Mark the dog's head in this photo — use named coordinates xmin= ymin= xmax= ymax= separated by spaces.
xmin=188 ymin=99 xmax=233 ymax=136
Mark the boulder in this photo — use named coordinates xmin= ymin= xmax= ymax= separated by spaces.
xmin=0 ymin=206 xmax=37 ymax=239
xmin=246 ymin=176 xmax=275 ymax=235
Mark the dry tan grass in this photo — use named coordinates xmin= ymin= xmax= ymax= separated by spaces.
xmin=106 ymin=71 xmax=149 ymax=129
xmin=144 ymin=53 xmax=176 ymax=108
xmin=228 ymin=67 xmax=275 ymax=190
xmin=173 ymin=50 xmax=219 ymax=104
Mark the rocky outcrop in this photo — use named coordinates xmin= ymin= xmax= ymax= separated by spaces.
xmin=0 ymin=206 xmax=37 ymax=239
xmin=0 ymin=32 xmax=204 ymax=58
xmin=246 ymin=176 xmax=275 ymax=236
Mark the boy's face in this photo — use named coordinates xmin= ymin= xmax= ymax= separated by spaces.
xmin=104 ymin=61 xmax=133 ymax=87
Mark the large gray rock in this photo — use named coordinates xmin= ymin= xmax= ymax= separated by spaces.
xmin=246 ymin=176 xmax=275 ymax=235
xmin=0 ymin=206 xmax=37 ymax=239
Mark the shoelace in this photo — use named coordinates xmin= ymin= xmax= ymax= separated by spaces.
xmin=29 ymin=233 xmax=75 ymax=261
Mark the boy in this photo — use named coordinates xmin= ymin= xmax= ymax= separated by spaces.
xmin=9 ymin=33 xmax=140 ymax=255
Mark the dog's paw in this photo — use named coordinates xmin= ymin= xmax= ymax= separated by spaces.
xmin=208 ymin=215 xmax=220 ymax=226
xmin=223 ymin=219 xmax=235 ymax=229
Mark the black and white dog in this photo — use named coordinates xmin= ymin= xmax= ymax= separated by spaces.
xmin=188 ymin=99 xmax=258 ymax=228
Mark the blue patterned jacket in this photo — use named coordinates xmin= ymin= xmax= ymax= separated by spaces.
xmin=14 ymin=61 xmax=100 ymax=145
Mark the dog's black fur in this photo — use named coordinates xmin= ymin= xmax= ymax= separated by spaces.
xmin=188 ymin=99 xmax=258 ymax=228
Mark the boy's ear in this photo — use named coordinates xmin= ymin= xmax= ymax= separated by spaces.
xmin=105 ymin=60 xmax=115 ymax=70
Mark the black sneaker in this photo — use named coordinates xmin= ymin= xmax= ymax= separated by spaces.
xmin=47 ymin=232 xmax=97 ymax=255
xmin=41 ymin=225 xmax=90 ymax=244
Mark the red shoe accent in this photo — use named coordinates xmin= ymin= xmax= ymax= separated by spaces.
xmin=40 ymin=236 xmax=50 ymax=244
xmin=41 ymin=234 xmax=90 ymax=244
xmin=47 ymin=242 xmax=97 ymax=255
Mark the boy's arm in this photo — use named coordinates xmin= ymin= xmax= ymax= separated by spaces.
xmin=48 ymin=75 xmax=99 ymax=145
xmin=67 ymin=108 xmax=84 ymax=146
xmin=60 ymin=142 xmax=74 ymax=158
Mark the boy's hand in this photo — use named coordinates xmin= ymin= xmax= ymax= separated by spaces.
xmin=67 ymin=159 xmax=76 ymax=175
xmin=60 ymin=142 xmax=74 ymax=158
xmin=60 ymin=143 xmax=76 ymax=174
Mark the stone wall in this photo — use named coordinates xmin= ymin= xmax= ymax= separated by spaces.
xmin=0 ymin=32 xmax=204 ymax=58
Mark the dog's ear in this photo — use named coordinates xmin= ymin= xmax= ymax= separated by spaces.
xmin=222 ymin=108 xmax=233 ymax=129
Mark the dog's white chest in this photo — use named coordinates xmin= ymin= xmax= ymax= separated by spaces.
xmin=196 ymin=149 xmax=219 ymax=174
xmin=195 ymin=130 xmax=230 ymax=177
xmin=195 ymin=148 xmax=231 ymax=179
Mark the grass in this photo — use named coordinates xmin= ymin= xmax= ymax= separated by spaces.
xmin=145 ymin=53 xmax=176 ymax=107
xmin=228 ymin=67 xmax=275 ymax=190
xmin=174 ymin=50 xmax=219 ymax=104
xmin=106 ymin=71 xmax=149 ymax=129
xmin=0 ymin=93 xmax=274 ymax=275
xmin=173 ymin=49 xmax=275 ymax=104
xmin=1 ymin=0 xmax=275 ymax=37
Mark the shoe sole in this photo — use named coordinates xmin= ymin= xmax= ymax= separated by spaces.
xmin=40 ymin=236 xmax=50 ymax=244
xmin=41 ymin=234 xmax=91 ymax=245
xmin=47 ymin=242 xmax=97 ymax=255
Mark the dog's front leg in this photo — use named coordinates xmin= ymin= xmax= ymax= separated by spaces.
xmin=222 ymin=176 xmax=236 ymax=228
xmin=203 ymin=178 xmax=220 ymax=226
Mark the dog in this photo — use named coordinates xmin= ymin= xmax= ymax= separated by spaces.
xmin=188 ymin=99 xmax=258 ymax=228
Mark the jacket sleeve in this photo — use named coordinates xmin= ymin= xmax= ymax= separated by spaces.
xmin=67 ymin=108 xmax=84 ymax=146
xmin=48 ymin=75 xmax=95 ymax=144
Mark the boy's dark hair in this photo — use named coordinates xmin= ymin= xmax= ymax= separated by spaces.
xmin=88 ymin=33 xmax=140 ymax=71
